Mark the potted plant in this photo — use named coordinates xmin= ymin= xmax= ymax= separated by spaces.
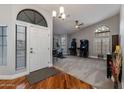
xmin=112 ymin=45 xmax=122 ymax=89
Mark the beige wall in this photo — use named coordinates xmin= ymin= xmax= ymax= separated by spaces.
xmin=69 ymin=14 xmax=120 ymax=57
xmin=0 ymin=5 xmax=53 ymax=76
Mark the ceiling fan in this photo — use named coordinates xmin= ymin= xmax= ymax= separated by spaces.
xmin=74 ymin=20 xmax=84 ymax=29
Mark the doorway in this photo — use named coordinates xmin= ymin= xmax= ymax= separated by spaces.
xmin=29 ymin=26 xmax=49 ymax=72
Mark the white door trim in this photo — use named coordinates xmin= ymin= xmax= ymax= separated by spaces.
xmin=9 ymin=21 xmax=52 ymax=78
xmin=0 ymin=71 xmax=29 ymax=80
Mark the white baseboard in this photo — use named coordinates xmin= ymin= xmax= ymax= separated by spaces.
xmin=89 ymin=56 xmax=107 ymax=60
xmin=49 ymin=63 xmax=53 ymax=67
xmin=89 ymin=56 xmax=98 ymax=59
xmin=0 ymin=71 xmax=29 ymax=80
xmin=122 ymin=81 xmax=124 ymax=89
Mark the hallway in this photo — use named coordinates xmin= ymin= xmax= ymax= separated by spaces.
xmin=54 ymin=56 xmax=114 ymax=89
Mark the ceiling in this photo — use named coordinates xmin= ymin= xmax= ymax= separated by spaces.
xmin=40 ymin=4 xmax=121 ymax=34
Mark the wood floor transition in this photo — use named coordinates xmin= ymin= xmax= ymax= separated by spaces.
xmin=0 ymin=69 xmax=92 ymax=89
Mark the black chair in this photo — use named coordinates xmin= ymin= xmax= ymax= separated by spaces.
xmin=79 ymin=40 xmax=89 ymax=58
xmin=53 ymin=49 xmax=58 ymax=63
xmin=70 ymin=38 xmax=77 ymax=56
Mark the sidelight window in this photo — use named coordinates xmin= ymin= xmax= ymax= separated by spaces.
xmin=16 ymin=25 xmax=26 ymax=70
xmin=0 ymin=26 xmax=7 ymax=66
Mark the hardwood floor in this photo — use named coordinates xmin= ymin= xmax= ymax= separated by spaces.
xmin=0 ymin=71 xmax=92 ymax=89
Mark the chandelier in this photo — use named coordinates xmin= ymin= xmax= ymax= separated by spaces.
xmin=52 ymin=6 xmax=66 ymax=20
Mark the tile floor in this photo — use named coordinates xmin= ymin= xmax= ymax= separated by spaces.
xmin=54 ymin=56 xmax=114 ymax=89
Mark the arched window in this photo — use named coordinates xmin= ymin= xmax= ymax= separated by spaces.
xmin=17 ymin=9 xmax=48 ymax=27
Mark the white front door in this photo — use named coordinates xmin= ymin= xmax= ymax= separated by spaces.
xmin=29 ymin=26 xmax=49 ymax=72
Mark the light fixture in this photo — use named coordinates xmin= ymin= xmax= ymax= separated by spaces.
xmin=52 ymin=10 xmax=57 ymax=17
xmin=75 ymin=25 xmax=79 ymax=28
xmin=52 ymin=6 xmax=67 ymax=20
xmin=61 ymin=13 xmax=66 ymax=19
xmin=60 ymin=6 xmax=64 ymax=14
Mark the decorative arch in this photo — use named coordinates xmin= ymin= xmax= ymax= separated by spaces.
xmin=17 ymin=9 xmax=48 ymax=27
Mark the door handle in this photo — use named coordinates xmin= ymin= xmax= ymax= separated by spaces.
xmin=30 ymin=50 xmax=33 ymax=53
xmin=30 ymin=48 xmax=33 ymax=53
xmin=30 ymin=48 xmax=33 ymax=50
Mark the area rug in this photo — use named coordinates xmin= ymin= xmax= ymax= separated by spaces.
xmin=26 ymin=67 xmax=60 ymax=84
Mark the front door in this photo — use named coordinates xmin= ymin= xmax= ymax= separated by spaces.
xmin=29 ymin=26 xmax=49 ymax=72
